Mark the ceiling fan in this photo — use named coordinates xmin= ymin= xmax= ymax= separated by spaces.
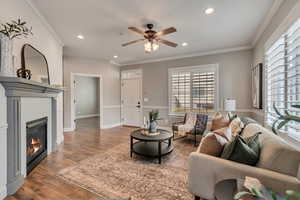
xmin=122 ymin=24 xmax=178 ymax=53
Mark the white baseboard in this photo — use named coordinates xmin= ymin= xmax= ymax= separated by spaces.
xmin=75 ymin=114 xmax=99 ymax=120
xmin=57 ymin=135 xmax=64 ymax=145
xmin=63 ymin=127 xmax=75 ymax=132
xmin=101 ymin=122 xmax=123 ymax=129
xmin=0 ymin=186 xmax=7 ymax=200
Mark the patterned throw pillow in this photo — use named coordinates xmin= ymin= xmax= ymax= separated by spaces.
xmin=211 ymin=112 xmax=230 ymax=131
xmin=198 ymin=127 xmax=232 ymax=157
xmin=228 ymin=112 xmax=238 ymax=122
xmin=221 ymin=133 xmax=261 ymax=166
xmin=229 ymin=117 xmax=245 ymax=136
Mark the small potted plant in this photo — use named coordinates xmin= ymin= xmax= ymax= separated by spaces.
xmin=234 ymin=177 xmax=300 ymax=200
xmin=0 ymin=19 xmax=33 ymax=76
xmin=148 ymin=110 xmax=161 ymax=133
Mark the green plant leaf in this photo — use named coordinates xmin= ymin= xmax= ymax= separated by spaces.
xmin=272 ymin=119 xmax=280 ymax=134
xmin=1 ymin=19 xmax=33 ymax=40
xmin=277 ymin=120 xmax=289 ymax=130
xmin=268 ymin=189 xmax=278 ymax=200
xmin=292 ymin=105 xmax=300 ymax=109
xmin=250 ymin=188 xmax=264 ymax=198
xmin=234 ymin=191 xmax=252 ymax=199
xmin=286 ymin=190 xmax=300 ymax=199
xmin=273 ymin=103 xmax=282 ymax=117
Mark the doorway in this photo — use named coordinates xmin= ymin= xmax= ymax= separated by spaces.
xmin=70 ymin=73 xmax=103 ymax=130
xmin=121 ymin=70 xmax=142 ymax=127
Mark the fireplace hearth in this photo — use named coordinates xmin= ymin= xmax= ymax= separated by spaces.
xmin=26 ymin=117 xmax=48 ymax=174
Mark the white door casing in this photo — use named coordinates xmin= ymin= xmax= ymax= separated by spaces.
xmin=70 ymin=73 xmax=103 ymax=131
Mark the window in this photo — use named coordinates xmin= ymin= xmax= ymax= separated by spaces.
xmin=168 ymin=65 xmax=219 ymax=115
xmin=265 ymin=18 xmax=300 ymax=140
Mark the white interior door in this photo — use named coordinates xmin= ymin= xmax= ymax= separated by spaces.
xmin=121 ymin=78 xmax=142 ymax=127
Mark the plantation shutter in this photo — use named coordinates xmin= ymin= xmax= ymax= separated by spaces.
xmin=265 ymin=18 xmax=300 ymax=140
xmin=265 ymin=36 xmax=286 ymax=127
xmin=169 ymin=66 xmax=217 ymax=114
xmin=171 ymin=72 xmax=191 ymax=113
xmin=286 ymin=19 xmax=300 ymax=139
xmin=191 ymin=72 xmax=215 ymax=113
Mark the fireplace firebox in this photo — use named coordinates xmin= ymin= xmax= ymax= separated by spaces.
xmin=26 ymin=117 xmax=48 ymax=174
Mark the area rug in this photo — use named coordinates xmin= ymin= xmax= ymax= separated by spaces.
xmin=58 ymin=143 xmax=193 ymax=200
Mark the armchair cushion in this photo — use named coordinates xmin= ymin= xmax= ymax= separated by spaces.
xmin=211 ymin=112 xmax=230 ymax=131
xmin=229 ymin=117 xmax=245 ymax=136
xmin=177 ymin=113 xmax=197 ymax=136
xmin=198 ymin=127 xmax=231 ymax=156
xmin=192 ymin=114 xmax=208 ymax=135
xmin=242 ymin=123 xmax=300 ymax=178
xmin=221 ymin=133 xmax=261 ymax=166
xmin=188 ymin=152 xmax=300 ymax=200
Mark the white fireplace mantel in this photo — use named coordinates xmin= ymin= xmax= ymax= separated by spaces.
xmin=0 ymin=76 xmax=62 ymax=97
xmin=0 ymin=76 xmax=63 ymax=197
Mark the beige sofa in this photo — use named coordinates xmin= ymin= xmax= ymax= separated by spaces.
xmin=188 ymin=122 xmax=300 ymax=200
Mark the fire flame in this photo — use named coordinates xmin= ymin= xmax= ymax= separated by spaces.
xmin=27 ymin=138 xmax=42 ymax=155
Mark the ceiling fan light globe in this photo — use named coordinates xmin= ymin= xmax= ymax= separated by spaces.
xmin=144 ymin=41 xmax=159 ymax=53
xmin=152 ymin=43 xmax=159 ymax=51
xmin=144 ymin=41 xmax=152 ymax=52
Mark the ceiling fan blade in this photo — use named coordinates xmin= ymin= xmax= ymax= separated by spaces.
xmin=155 ymin=27 xmax=177 ymax=37
xmin=122 ymin=39 xmax=145 ymax=47
xmin=128 ymin=27 xmax=145 ymax=35
xmin=156 ymin=39 xmax=178 ymax=47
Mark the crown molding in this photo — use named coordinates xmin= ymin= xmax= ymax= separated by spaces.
xmin=24 ymin=0 xmax=64 ymax=47
xmin=251 ymin=0 xmax=284 ymax=47
xmin=265 ymin=0 xmax=300 ymax=50
xmin=120 ymin=45 xmax=252 ymax=66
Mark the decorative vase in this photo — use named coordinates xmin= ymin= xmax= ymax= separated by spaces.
xmin=149 ymin=120 xmax=158 ymax=133
xmin=0 ymin=33 xmax=14 ymax=77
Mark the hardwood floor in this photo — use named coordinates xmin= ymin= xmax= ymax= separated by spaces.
xmin=5 ymin=118 xmax=196 ymax=200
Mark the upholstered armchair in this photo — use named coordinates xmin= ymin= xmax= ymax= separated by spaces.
xmin=172 ymin=113 xmax=208 ymax=146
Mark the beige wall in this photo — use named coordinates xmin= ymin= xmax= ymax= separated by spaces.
xmin=75 ymin=76 xmax=99 ymax=118
xmin=63 ymin=56 xmax=121 ymax=129
xmin=122 ymin=50 xmax=253 ymax=121
xmin=252 ymin=0 xmax=299 ymax=123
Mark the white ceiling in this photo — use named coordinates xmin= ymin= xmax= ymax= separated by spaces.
xmin=32 ymin=0 xmax=275 ymax=65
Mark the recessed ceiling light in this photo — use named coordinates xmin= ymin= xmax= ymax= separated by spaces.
xmin=182 ymin=42 xmax=188 ymax=47
xmin=205 ymin=8 xmax=214 ymax=15
xmin=77 ymin=35 xmax=84 ymax=39
xmin=113 ymin=55 xmax=118 ymax=58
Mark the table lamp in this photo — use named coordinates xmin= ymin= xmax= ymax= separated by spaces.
xmin=224 ymin=99 xmax=236 ymax=112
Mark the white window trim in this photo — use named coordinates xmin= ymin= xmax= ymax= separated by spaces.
xmin=168 ymin=64 xmax=220 ymax=116
xmin=264 ymin=17 xmax=300 ymax=143
xmin=265 ymin=1 xmax=300 ymax=50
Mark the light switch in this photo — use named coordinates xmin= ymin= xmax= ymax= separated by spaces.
xmin=144 ymin=98 xmax=149 ymax=102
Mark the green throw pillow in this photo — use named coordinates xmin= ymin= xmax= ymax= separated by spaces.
xmin=244 ymin=132 xmax=261 ymax=155
xmin=221 ymin=133 xmax=261 ymax=166
xmin=228 ymin=112 xmax=238 ymax=122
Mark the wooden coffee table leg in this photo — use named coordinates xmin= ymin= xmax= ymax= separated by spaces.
xmin=130 ymin=136 xmax=133 ymax=157
xmin=158 ymin=141 xmax=161 ymax=164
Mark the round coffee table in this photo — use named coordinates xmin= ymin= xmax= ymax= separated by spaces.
xmin=130 ymin=129 xmax=174 ymax=164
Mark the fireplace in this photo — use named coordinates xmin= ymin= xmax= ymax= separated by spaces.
xmin=26 ymin=117 xmax=48 ymax=174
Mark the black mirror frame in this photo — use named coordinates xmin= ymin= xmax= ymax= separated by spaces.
xmin=21 ymin=44 xmax=51 ymax=84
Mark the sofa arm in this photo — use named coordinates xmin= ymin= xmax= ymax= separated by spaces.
xmin=188 ymin=152 xmax=300 ymax=200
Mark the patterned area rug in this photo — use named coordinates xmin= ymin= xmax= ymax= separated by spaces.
xmin=58 ymin=143 xmax=193 ymax=200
